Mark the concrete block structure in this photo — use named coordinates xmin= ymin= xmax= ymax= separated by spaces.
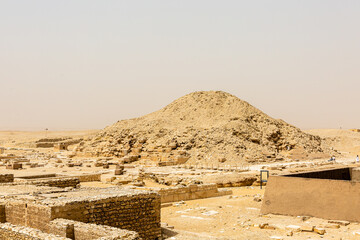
xmin=261 ymin=167 xmax=360 ymax=222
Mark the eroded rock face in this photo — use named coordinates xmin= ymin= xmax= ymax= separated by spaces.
xmin=76 ymin=91 xmax=332 ymax=164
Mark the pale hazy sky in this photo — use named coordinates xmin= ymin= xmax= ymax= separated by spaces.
xmin=1 ymin=1 xmax=359 ymax=130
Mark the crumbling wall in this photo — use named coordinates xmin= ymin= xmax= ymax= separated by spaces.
xmin=0 ymin=223 xmax=69 ymax=240
xmin=5 ymin=201 xmax=26 ymax=226
xmin=49 ymin=219 xmax=140 ymax=240
xmin=25 ymin=203 xmax=53 ymax=231
xmin=51 ymin=193 xmax=161 ymax=240
xmin=261 ymin=175 xmax=360 ymax=222
xmin=15 ymin=177 xmax=80 ymax=188
xmin=5 ymin=201 xmax=52 ymax=232
xmin=157 ymin=184 xmax=232 ymax=203
xmin=73 ymin=173 xmax=102 ymax=182
xmin=0 ymin=174 xmax=14 ymax=183
xmin=0 ymin=204 xmax=5 ymax=223
xmin=16 ymin=174 xmax=57 ymax=179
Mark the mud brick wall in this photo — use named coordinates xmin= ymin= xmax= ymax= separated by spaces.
xmin=5 ymin=201 xmax=52 ymax=232
xmin=16 ymin=174 xmax=57 ymax=179
xmin=0 ymin=223 xmax=69 ymax=240
xmin=51 ymin=193 xmax=161 ymax=240
xmin=157 ymin=184 xmax=230 ymax=203
xmin=0 ymin=204 xmax=5 ymax=223
xmin=5 ymin=201 xmax=26 ymax=226
xmin=49 ymin=219 xmax=140 ymax=240
xmin=73 ymin=173 xmax=102 ymax=182
xmin=19 ymin=177 xmax=80 ymax=188
xmin=0 ymin=174 xmax=14 ymax=183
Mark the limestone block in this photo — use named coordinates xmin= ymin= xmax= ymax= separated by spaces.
xmin=314 ymin=227 xmax=326 ymax=235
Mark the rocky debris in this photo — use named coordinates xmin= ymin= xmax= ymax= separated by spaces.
xmin=257 ymin=223 xmax=277 ymax=230
xmin=298 ymin=216 xmax=311 ymax=221
xmin=269 ymin=236 xmax=283 ymax=240
xmin=161 ymin=222 xmax=174 ymax=229
xmin=300 ymin=225 xmax=314 ymax=232
xmin=285 ymin=225 xmax=301 ymax=232
xmin=6 ymin=162 xmax=22 ymax=170
xmin=115 ymin=164 xmax=125 ymax=175
xmin=76 ymin=91 xmax=334 ymax=164
xmin=328 ymin=220 xmax=350 ymax=226
xmin=323 ymin=223 xmax=340 ymax=229
xmin=253 ymin=194 xmax=262 ymax=202
xmin=132 ymin=168 xmax=145 ymax=186
xmin=314 ymin=227 xmax=326 ymax=235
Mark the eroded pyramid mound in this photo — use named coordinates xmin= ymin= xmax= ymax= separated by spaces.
xmin=76 ymin=91 xmax=329 ymax=164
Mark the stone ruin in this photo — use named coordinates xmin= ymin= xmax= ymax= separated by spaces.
xmin=54 ymin=142 xmax=69 ymax=151
xmin=115 ymin=164 xmax=125 ymax=175
xmin=34 ymin=138 xmax=82 ymax=149
xmin=0 ymin=166 xmax=234 ymax=240
xmin=0 ymin=173 xmax=161 ymax=240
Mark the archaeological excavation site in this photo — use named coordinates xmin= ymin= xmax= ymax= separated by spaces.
xmin=1 ymin=91 xmax=360 ymax=240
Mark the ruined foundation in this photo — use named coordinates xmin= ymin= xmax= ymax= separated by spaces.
xmin=0 ymin=184 xmax=161 ymax=240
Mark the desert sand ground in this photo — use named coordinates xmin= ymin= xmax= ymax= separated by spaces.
xmin=306 ymin=129 xmax=360 ymax=157
xmin=0 ymin=130 xmax=98 ymax=147
xmin=1 ymin=129 xmax=360 ymax=239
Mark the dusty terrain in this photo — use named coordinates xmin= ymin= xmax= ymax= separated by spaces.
xmin=0 ymin=130 xmax=98 ymax=148
xmin=1 ymin=96 xmax=360 ymax=240
xmin=1 ymin=129 xmax=360 ymax=239
xmin=161 ymin=186 xmax=360 ymax=240
xmin=306 ymin=129 xmax=360 ymax=157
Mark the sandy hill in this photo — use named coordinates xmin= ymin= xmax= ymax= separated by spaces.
xmin=306 ymin=129 xmax=360 ymax=157
xmin=77 ymin=91 xmax=331 ymax=164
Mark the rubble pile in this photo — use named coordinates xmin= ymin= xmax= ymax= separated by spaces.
xmin=77 ymin=91 xmax=332 ymax=164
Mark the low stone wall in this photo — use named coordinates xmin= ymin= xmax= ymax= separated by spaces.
xmin=0 ymin=174 xmax=14 ymax=183
xmin=5 ymin=201 xmax=52 ymax=231
xmin=0 ymin=204 xmax=5 ymax=223
xmin=0 ymin=223 xmax=69 ymax=240
xmin=15 ymin=177 xmax=80 ymax=188
xmin=72 ymin=173 xmax=102 ymax=182
xmin=16 ymin=174 xmax=57 ymax=179
xmin=49 ymin=219 xmax=140 ymax=240
xmin=201 ymin=173 xmax=258 ymax=188
xmin=157 ymin=184 xmax=232 ymax=203
xmin=51 ymin=193 xmax=161 ymax=240
xmin=4 ymin=189 xmax=161 ymax=240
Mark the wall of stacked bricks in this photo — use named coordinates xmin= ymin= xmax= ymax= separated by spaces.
xmin=15 ymin=173 xmax=101 ymax=182
xmin=4 ymin=193 xmax=161 ymax=240
xmin=0 ymin=174 xmax=14 ymax=183
xmin=5 ymin=201 xmax=52 ymax=230
xmin=49 ymin=219 xmax=140 ymax=240
xmin=14 ymin=177 xmax=80 ymax=188
xmin=0 ymin=205 xmax=5 ymax=223
xmin=51 ymin=193 xmax=161 ymax=240
xmin=0 ymin=223 xmax=68 ymax=240
xmin=74 ymin=173 xmax=102 ymax=182
xmin=15 ymin=174 xmax=57 ymax=179
xmin=157 ymin=183 xmax=232 ymax=203
xmin=79 ymin=143 xmax=190 ymax=166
